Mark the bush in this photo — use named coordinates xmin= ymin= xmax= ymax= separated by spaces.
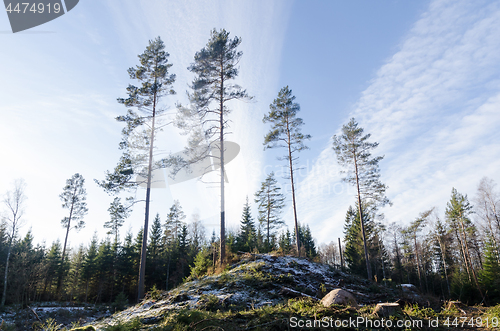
xmin=34 ymin=318 xmax=63 ymax=331
xmin=190 ymin=248 xmax=212 ymax=279
xmin=111 ymin=292 xmax=129 ymax=312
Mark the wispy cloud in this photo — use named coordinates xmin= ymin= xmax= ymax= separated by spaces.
xmin=298 ymin=0 xmax=500 ymax=244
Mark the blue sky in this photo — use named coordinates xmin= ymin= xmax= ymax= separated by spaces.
xmin=1 ymin=0 xmax=499 ymax=250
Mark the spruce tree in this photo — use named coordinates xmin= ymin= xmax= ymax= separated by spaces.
xmin=332 ymin=118 xmax=389 ymax=281
xmin=278 ymin=229 xmax=292 ymax=254
xmin=254 ymin=172 xmax=285 ymax=252
xmin=343 ymin=204 xmax=383 ymax=278
xmin=237 ymin=197 xmax=256 ymax=252
xmin=176 ymin=29 xmax=252 ymax=265
xmin=44 ymin=241 xmax=63 ymax=299
xmin=81 ymin=235 xmax=98 ymax=303
xmin=147 ymin=214 xmax=163 ymax=288
xmin=163 ymin=201 xmax=185 ymax=290
xmin=263 ymin=86 xmax=311 ymax=256
xmin=105 ymin=197 xmax=130 ymax=244
xmin=480 ymin=237 xmax=500 ymax=303
xmin=96 ymin=37 xmax=175 ymax=300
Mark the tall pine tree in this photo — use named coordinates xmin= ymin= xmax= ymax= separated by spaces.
xmin=176 ymin=29 xmax=252 ymax=265
xmin=332 ymin=118 xmax=389 ymax=281
xmin=96 ymin=37 xmax=175 ymax=300
xmin=263 ymin=86 xmax=311 ymax=256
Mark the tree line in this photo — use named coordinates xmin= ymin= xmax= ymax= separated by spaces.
xmin=336 ymin=178 xmax=500 ymax=305
xmin=320 ymin=119 xmax=500 ymax=305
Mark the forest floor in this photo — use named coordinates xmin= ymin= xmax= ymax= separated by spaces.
xmin=1 ymin=253 xmax=499 ymax=330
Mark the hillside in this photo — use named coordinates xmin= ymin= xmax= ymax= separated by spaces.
xmin=4 ymin=253 xmax=498 ymax=330
xmin=92 ymin=253 xmax=398 ymax=329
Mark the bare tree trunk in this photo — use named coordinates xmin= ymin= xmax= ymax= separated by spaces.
xmin=267 ymin=192 xmax=271 ymax=252
xmin=138 ymin=87 xmax=157 ymax=301
xmin=57 ymin=199 xmax=75 ymax=295
xmin=285 ymin=120 xmax=300 ymax=257
xmin=219 ymin=59 xmax=226 ymax=266
xmin=437 ymin=236 xmax=451 ymax=297
xmin=458 ymin=216 xmax=484 ymax=301
xmin=414 ymin=235 xmax=423 ymax=290
xmin=454 ymin=228 xmax=472 ymax=282
xmin=1 ymin=237 xmax=14 ymax=307
xmin=166 ymin=253 xmax=171 ymax=291
xmin=338 ymin=238 xmax=344 ymax=270
xmin=353 ymin=153 xmax=372 ymax=281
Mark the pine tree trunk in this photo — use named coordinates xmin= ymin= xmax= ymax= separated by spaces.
xmin=437 ymin=236 xmax=451 ymax=297
xmin=353 ymin=153 xmax=372 ymax=281
xmin=138 ymin=86 xmax=157 ymax=301
xmin=414 ymin=235 xmax=423 ymax=290
xmin=166 ymin=253 xmax=171 ymax=291
xmin=458 ymin=215 xmax=484 ymax=301
xmin=219 ymin=59 xmax=226 ymax=266
xmin=267 ymin=197 xmax=271 ymax=252
xmin=58 ymin=199 xmax=74 ymax=295
xmin=338 ymin=238 xmax=344 ymax=270
xmin=85 ymin=280 xmax=89 ymax=303
xmin=286 ymin=120 xmax=300 ymax=256
xmin=454 ymin=228 xmax=472 ymax=282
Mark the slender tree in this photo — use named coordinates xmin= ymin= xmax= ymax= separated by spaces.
xmin=402 ymin=209 xmax=433 ymax=291
xmin=96 ymin=37 xmax=175 ymax=301
xmin=445 ymin=188 xmax=484 ymax=301
xmin=475 ymin=177 xmax=500 ymax=260
xmin=263 ymin=86 xmax=311 ymax=256
xmin=430 ymin=217 xmax=452 ymax=297
xmin=332 ymin=118 xmax=389 ymax=281
xmin=60 ymin=173 xmax=88 ymax=266
xmin=176 ymin=29 xmax=252 ymax=265
xmin=254 ymin=172 xmax=285 ymax=251
xmin=1 ymin=179 xmax=27 ymax=307
xmin=165 ymin=200 xmax=186 ymax=240
xmin=105 ymin=197 xmax=130 ymax=244
xmin=164 ymin=201 xmax=185 ymax=290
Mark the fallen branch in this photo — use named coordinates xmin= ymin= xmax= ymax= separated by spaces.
xmin=27 ymin=306 xmax=42 ymax=322
xmin=280 ymin=287 xmax=319 ymax=300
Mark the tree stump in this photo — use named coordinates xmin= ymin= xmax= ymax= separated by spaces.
xmin=446 ymin=301 xmax=468 ymax=315
xmin=373 ymin=303 xmax=402 ymax=317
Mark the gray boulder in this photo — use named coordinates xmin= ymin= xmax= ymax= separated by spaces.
xmin=373 ymin=303 xmax=402 ymax=317
xmin=320 ymin=289 xmax=358 ymax=308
